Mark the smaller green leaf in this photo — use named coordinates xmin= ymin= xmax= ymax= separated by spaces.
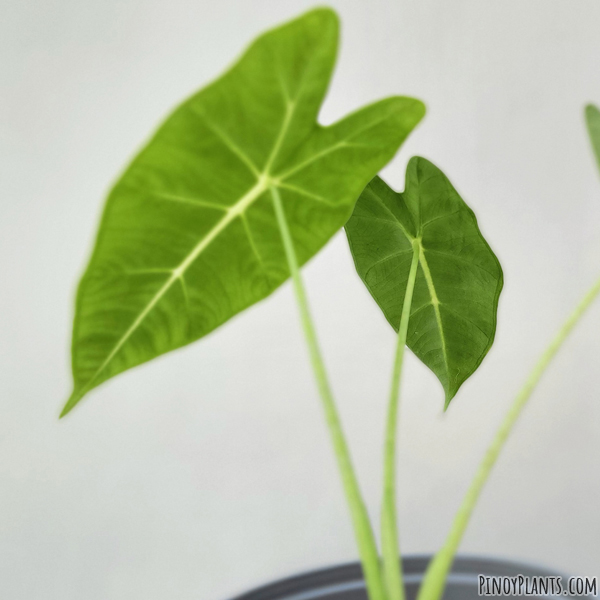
xmin=585 ymin=104 xmax=600 ymax=174
xmin=345 ymin=157 xmax=503 ymax=408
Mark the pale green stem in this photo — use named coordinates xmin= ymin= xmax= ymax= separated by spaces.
xmin=270 ymin=187 xmax=386 ymax=600
xmin=417 ymin=275 xmax=600 ymax=600
xmin=381 ymin=240 xmax=421 ymax=600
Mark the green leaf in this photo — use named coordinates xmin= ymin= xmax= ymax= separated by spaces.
xmin=63 ymin=8 xmax=425 ymax=416
xmin=586 ymin=104 xmax=600 ymax=174
xmin=345 ymin=157 xmax=503 ymax=408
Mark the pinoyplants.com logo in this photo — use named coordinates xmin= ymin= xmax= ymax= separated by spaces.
xmin=478 ymin=575 xmax=598 ymax=597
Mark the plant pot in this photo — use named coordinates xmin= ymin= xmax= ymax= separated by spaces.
xmin=232 ymin=555 xmax=591 ymax=600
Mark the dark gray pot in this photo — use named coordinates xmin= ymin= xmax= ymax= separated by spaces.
xmin=231 ymin=556 xmax=592 ymax=600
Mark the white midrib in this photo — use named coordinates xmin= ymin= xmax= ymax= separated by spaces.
xmin=76 ymin=96 xmax=302 ymax=401
xmin=77 ymin=176 xmax=271 ymax=399
xmin=370 ymin=195 xmax=450 ymax=382
xmin=73 ymin=100 xmax=396 ymax=403
xmin=417 ymin=245 xmax=450 ymax=383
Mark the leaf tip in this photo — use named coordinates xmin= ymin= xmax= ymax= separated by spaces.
xmin=307 ymin=5 xmax=339 ymax=19
xmin=414 ymin=98 xmax=427 ymax=118
xmin=585 ymin=104 xmax=600 ymax=135
xmin=443 ymin=384 xmax=460 ymax=412
xmin=585 ymin=103 xmax=599 ymax=119
xmin=389 ymin=97 xmax=427 ymax=128
xmin=59 ymin=390 xmax=82 ymax=419
xmin=443 ymin=395 xmax=452 ymax=412
xmin=301 ymin=5 xmax=340 ymax=32
xmin=407 ymin=154 xmax=421 ymax=169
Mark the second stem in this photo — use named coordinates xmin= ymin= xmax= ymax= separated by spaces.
xmin=381 ymin=238 xmax=421 ymax=600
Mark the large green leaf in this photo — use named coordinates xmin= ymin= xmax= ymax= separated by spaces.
xmin=345 ymin=157 xmax=503 ymax=407
xmin=586 ymin=104 xmax=600 ymax=174
xmin=63 ymin=8 xmax=425 ymax=416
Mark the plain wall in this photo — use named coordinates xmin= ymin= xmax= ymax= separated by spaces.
xmin=1 ymin=1 xmax=599 ymax=598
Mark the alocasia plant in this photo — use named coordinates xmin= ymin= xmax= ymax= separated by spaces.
xmin=61 ymin=2 xmax=600 ymax=599
xmin=62 ymin=8 xmax=424 ymax=600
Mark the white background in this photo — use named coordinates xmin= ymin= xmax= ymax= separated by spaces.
xmin=1 ymin=1 xmax=600 ymax=598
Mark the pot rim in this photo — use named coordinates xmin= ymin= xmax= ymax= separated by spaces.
xmin=231 ymin=555 xmax=575 ymax=600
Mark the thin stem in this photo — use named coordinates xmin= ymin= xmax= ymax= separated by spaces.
xmin=381 ymin=240 xmax=420 ymax=600
xmin=270 ymin=187 xmax=386 ymax=600
xmin=417 ymin=275 xmax=600 ymax=600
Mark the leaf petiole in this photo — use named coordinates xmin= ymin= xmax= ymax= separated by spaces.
xmin=270 ymin=186 xmax=386 ymax=600
xmin=381 ymin=238 xmax=421 ymax=600
xmin=417 ymin=274 xmax=600 ymax=600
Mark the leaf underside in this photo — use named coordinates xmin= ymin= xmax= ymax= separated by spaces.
xmin=63 ymin=8 xmax=425 ymax=416
xmin=586 ymin=104 xmax=600 ymax=175
xmin=346 ymin=157 xmax=503 ymax=407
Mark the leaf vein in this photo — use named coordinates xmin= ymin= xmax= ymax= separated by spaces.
xmin=276 ymin=182 xmax=337 ymax=206
xmin=240 ymin=213 xmax=272 ymax=284
xmin=192 ymin=108 xmax=261 ymax=178
xmin=422 ymin=248 xmax=498 ymax=278
xmin=417 ymin=247 xmax=450 ymax=379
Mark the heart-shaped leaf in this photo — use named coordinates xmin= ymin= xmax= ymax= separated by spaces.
xmin=63 ymin=8 xmax=425 ymax=416
xmin=345 ymin=157 xmax=503 ymax=407
xmin=586 ymin=104 xmax=600 ymax=174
